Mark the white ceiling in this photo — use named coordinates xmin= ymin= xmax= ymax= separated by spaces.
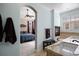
xmin=40 ymin=3 xmax=79 ymax=13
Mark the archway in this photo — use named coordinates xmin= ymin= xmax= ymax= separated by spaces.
xmin=20 ymin=6 xmax=37 ymax=55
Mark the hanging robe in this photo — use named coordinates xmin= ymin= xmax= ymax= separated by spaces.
xmin=0 ymin=14 xmax=3 ymax=42
xmin=4 ymin=17 xmax=17 ymax=44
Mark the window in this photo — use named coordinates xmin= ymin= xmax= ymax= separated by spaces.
xmin=63 ymin=17 xmax=79 ymax=31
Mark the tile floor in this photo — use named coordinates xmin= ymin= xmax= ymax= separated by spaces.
xmin=20 ymin=41 xmax=35 ymax=56
xmin=20 ymin=40 xmax=47 ymax=56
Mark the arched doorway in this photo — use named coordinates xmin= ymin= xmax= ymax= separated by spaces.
xmin=20 ymin=6 xmax=37 ymax=56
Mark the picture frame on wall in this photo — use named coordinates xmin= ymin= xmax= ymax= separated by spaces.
xmin=55 ymin=26 xmax=60 ymax=36
xmin=45 ymin=28 xmax=50 ymax=39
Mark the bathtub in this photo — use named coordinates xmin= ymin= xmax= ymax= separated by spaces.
xmin=46 ymin=36 xmax=79 ymax=56
xmin=62 ymin=36 xmax=79 ymax=45
xmin=45 ymin=41 xmax=79 ymax=56
xmin=61 ymin=36 xmax=79 ymax=55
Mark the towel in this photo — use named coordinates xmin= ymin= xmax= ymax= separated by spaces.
xmin=0 ymin=14 xmax=3 ymax=42
xmin=4 ymin=17 xmax=17 ymax=44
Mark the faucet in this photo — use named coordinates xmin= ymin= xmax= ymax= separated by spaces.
xmin=72 ymin=40 xmax=79 ymax=43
